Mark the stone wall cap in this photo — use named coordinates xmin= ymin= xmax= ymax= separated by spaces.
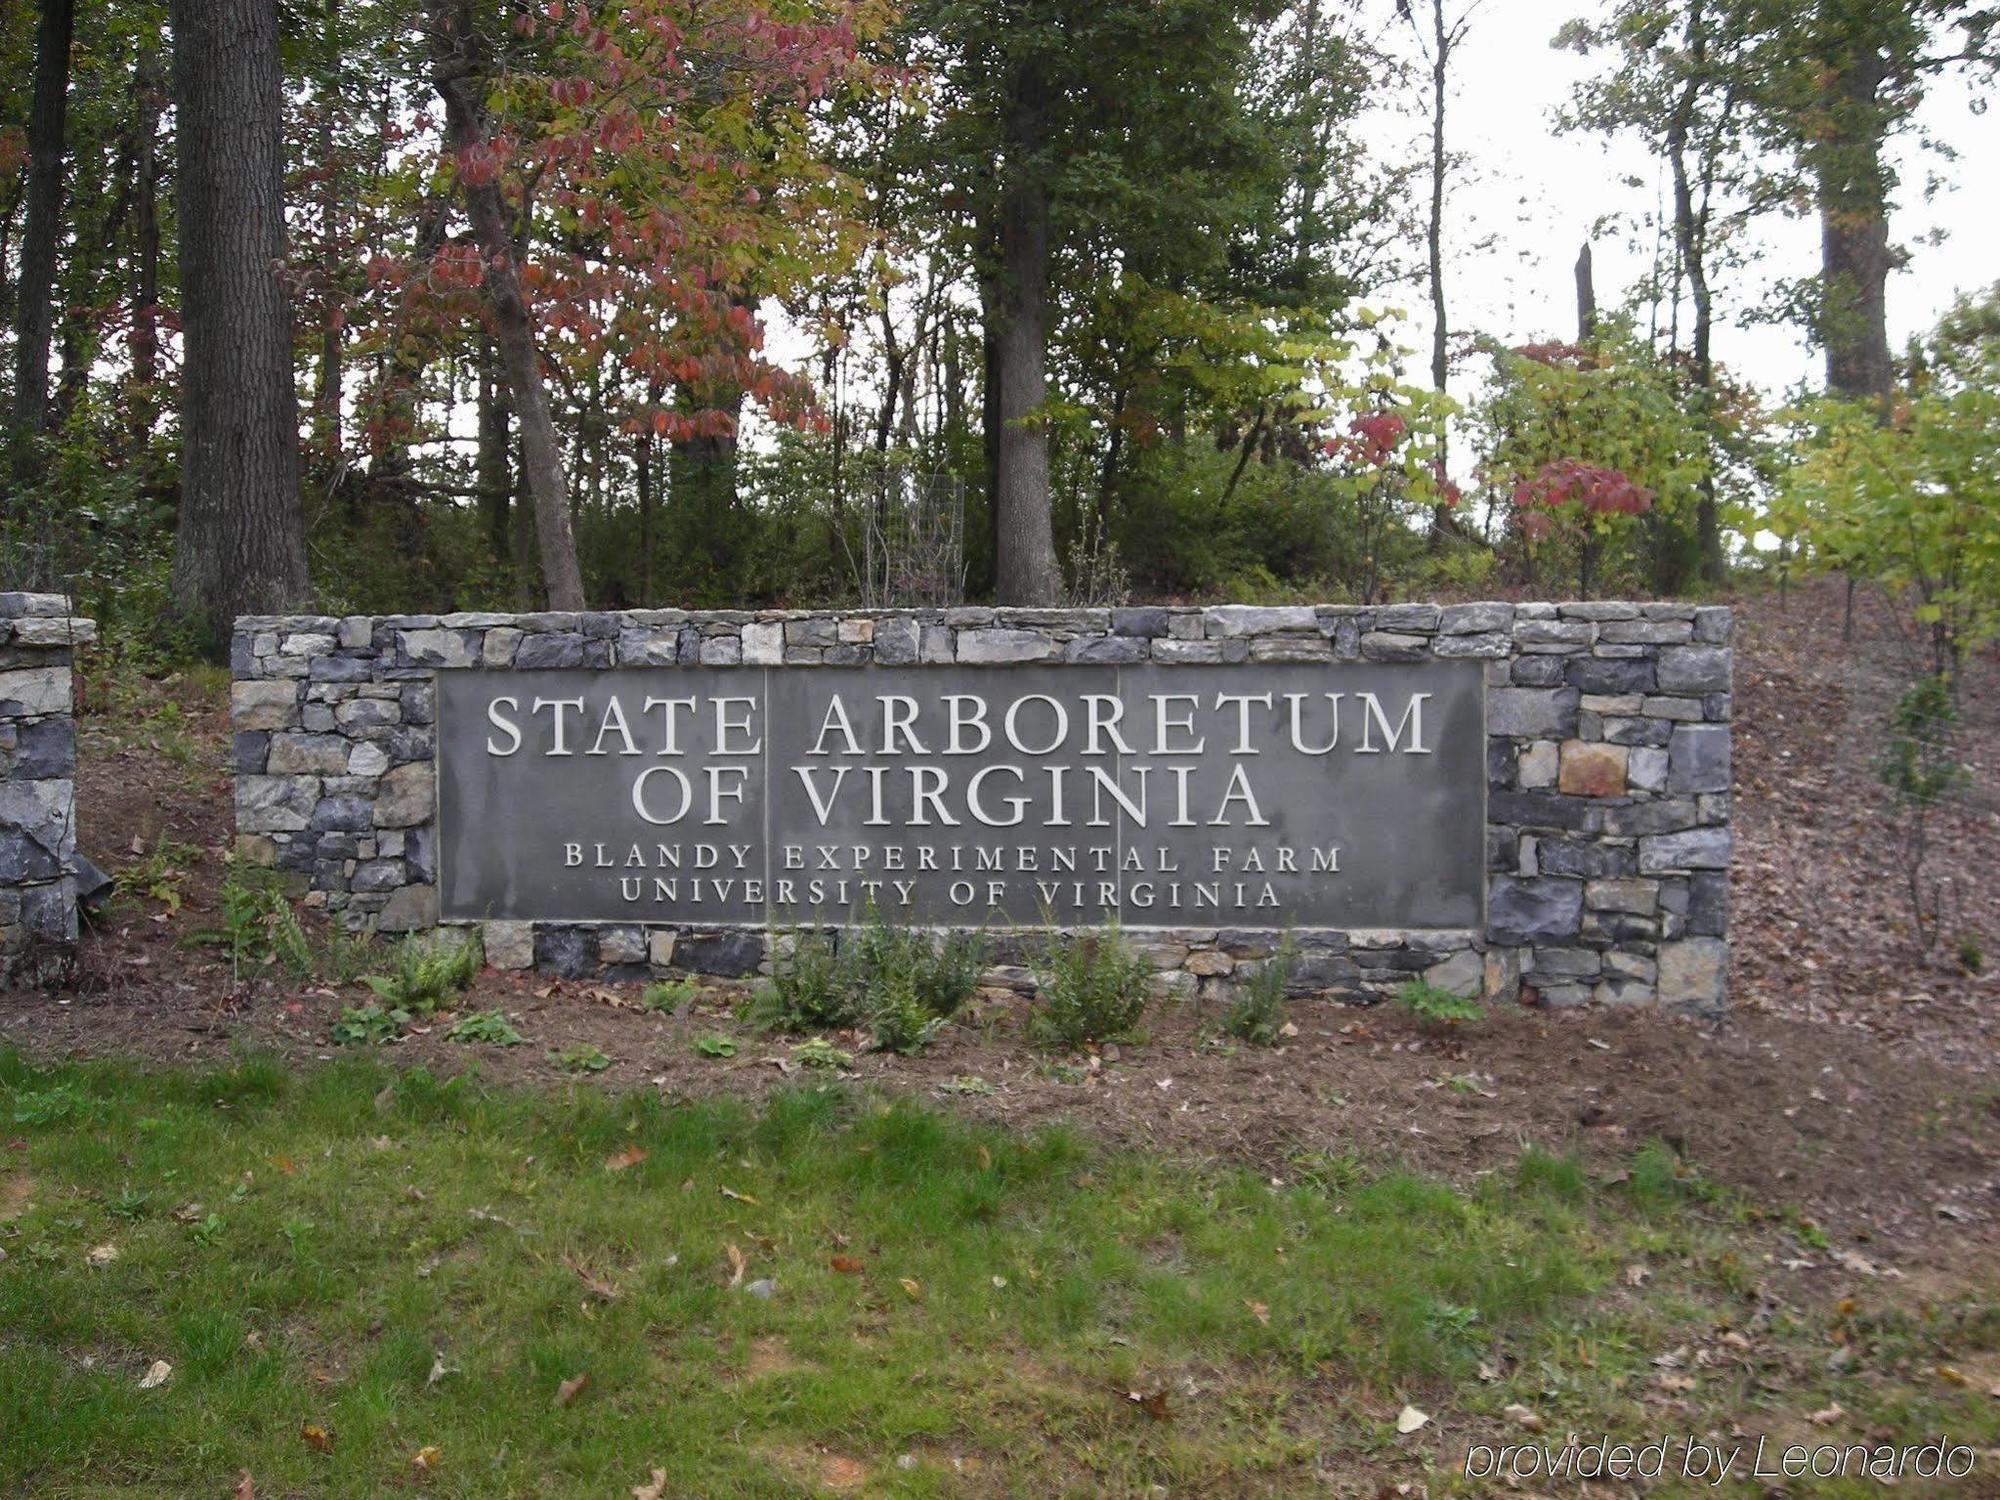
xmin=0 ymin=592 xmax=76 ymax=619
xmin=233 ymin=601 xmax=1729 ymax=642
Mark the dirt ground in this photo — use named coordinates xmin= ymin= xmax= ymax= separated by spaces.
xmin=8 ymin=579 xmax=1998 ymax=1292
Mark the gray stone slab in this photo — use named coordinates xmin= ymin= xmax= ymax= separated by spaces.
xmin=435 ymin=661 xmax=1485 ymax=930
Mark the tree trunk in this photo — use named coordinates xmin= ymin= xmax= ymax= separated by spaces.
xmin=1574 ymin=241 xmax=1596 ymax=340
xmin=1421 ymin=0 xmax=1454 ymax=542
xmin=128 ymin=43 xmax=163 ymax=446
xmin=977 ymin=267 xmax=1003 ymax=597
xmin=475 ymin=334 xmax=512 ymax=560
xmin=992 ymin=50 xmax=1060 ymax=606
xmin=12 ymin=0 xmax=75 ymax=440
xmin=167 ymin=0 xmax=311 ymax=643
xmin=1815 ymin=46 xmax=1893 ymax=407
xmin=1664 ymin=0 xmax=1727 ymax=586
xmin=670 ymin=389 xmax=744 ymax=584
xmin=431 ymin=0 xmax=585 ymax=611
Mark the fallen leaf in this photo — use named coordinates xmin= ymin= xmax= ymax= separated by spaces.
xmin=1623 ymin=1263 xmax=1651 ymax=1288
xmin=830 ymin=1255 xmax=864 ymax=1275
xmin=563 ymin=1254 xmax=620 ymax=1301
xmin=234 ymin=1472 xmax=254 ymax=1500
xmin=86 ymin=1243 xmax=119 ymax=1267
xmin=555 ymin=1372 xmax=589 ymax=1408
xmin=411 ymin=1445 xmax=441 ymax=1472
xmin=605 ymin=1144 xmax=647 ymax=1173
xmin=1938 ymin=1365 xmax=1967 ymax=1386
xmin=1395 ymin=1405 xmax=1430 ymax=1434
xmin=1808 ymin=1403 xmax=1845 ymax=1426
xmin=898 ymin=1277 xmax=922 ymax=1299
xmin=632 ymin=1469 xmax=668 ymax=1500
xmin=1503 ymin=1403 xmax=1543 ymax=1432
xmin=272 ymin=1156 xmax=297 ymax=1175
xmin=1123 ymin=1388 xmax=1172 ymax=1421
xmin=425 ymin=1353 xmax=457 ymax=1388
xmin=1246 ymin=1300 xmax=1270 ymax=1325
xmin=720 ymin=1185 xmax=758 ymax=1205
xmin=301 ymin=1423 xmax=332 ymax=1452
xmin=976 ymin=1145 xmax=992 ymax=1171
xmin=726 ymin=1242 xmax=746 ymax=1288
xmin=169 ymin=1202 xmax=202 ymax=1224
xmin=137 ymin=1360 xmax=173 ymax=1389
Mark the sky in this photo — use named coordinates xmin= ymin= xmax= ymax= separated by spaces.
xmin=1356 ymin=0 xmax=1997 ymax=401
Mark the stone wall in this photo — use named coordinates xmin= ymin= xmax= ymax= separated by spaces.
xmin=230 ymin=601 xmax=1732 ymax=1011
xmin=0 ymin=593 xmax=94 ymax=986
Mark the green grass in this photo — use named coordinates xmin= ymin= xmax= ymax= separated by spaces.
xmin=1 ymin=1050 xmax=1993 ymax=1498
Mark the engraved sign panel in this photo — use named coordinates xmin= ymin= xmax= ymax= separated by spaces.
xmin=436 ymin=662 xmax=1485 ymax=929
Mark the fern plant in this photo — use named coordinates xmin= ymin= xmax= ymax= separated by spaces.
xmin=363 ymin=932 xmax=482 ymax=1017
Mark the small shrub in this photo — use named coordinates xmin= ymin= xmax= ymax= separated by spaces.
xmin=642 ymin=978 xmax=700 ymax=1013
xmin=694 ymin=1034 xmax=737 ymax=1059
xmin=913 ymin=930 xmax=986 ymax=1020
xmin=190 ymin=868 xmax=313 ymax=977
xmin=1031 ymin=924 xmax=1151 ymax=1052
xmin=446 ymin=1010 xmax=525 ymax=1046
xmin=548 ymin=1042 xmax=611 ymax=1073
xmin=1958 ymin=938 xmax=1985 ymax=975
xmin=1875 ymin=674 xmax=1969 ymax=954
xmin=1394 ymin=978 xmax=1484 ymax=1031
xmin=1220 ymin=937 xmax=1294 ymax=1046
xmin=363 ymin=932 xmax=482 ymax=1017
xmin=330 ymin=1004 xmax=410 ymax=1046
xmin=111 ymin=841 xmax=200 ymax=915
xmin=750 ymin=928 xmax=862 ymax=1033
xmin=791 ymin=1037 xmax=855 ymax=1071
xmin=868 ymin=962 xmax=945 ymax=1056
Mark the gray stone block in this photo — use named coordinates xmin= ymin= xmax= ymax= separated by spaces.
xmin=677 ymin=929 xmax=766 ymax=977
xmin=1656 ymin=645 xmax=1731 ymax=694
xmin=1204 ymin=605 xmax=1318 ymax=637
xmin=1439 ymin=602 xmax=1512 ymax=634
xmin=515 ymin=632 xmax=588 ymax=670
xmin=1639 ymin=827 xmax=1731 ymax=872
xmin=1488 ymin=877 xmax=1584 ymax=943
xmin=1111 ymin=606 xmax=1172 ymax=637
xmin=873 ymin=616 xmax=920 ymax=665
xmin=1567 ymin=657 xmax=1656 ymax=694
xmin=1688 ymin=871 xmax=1729 ymax=936
xmin=1488 ymin=687 xmax=1579 ymax=738
xmin=957 ymin=628 xmax=1060 ymax=664
xmin=1667 ymin=723 xmax=1731 ymax=793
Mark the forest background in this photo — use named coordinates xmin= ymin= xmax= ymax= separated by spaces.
xmin=0 ymin=0 xmax=1996 ymax=672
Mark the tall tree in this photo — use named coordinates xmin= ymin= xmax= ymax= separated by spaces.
xmin=1736 ymin=0 xmax=1996 ymax=405
xmin=991 ymin=31 xmax=1059 ymax=603
xmin=167 ymin=0 xmax=310 ymax=641
xmin=1402 ymin=0 xmax=1481 ymax=532
xmin=1562 ymin=0 xmax=1770 ymax=584
xmin=11 ymin=0 xmax=75 ymax=441
xmin=916 ymin=0 xmax=1285 ymax=602
xmin=428 ymin=0 xmax=586 ymax=611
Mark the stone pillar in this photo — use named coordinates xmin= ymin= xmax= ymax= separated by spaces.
xmin=0 ymin=593 xmax=94 ymax=986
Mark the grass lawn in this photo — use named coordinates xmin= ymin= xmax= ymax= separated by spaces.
xmin=1 ymin=1050 xmax=1994 ymax=1498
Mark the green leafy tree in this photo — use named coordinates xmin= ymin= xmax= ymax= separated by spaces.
xmin=1473 ymin=324 xmax=1713 ymax=597
xmin=1772 ymin=288 xmax=2000 ymax=679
